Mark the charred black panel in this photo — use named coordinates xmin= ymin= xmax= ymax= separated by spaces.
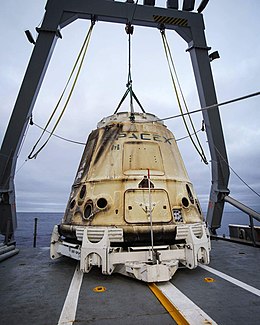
xmin=93 ymin=124 xmax=123 ymax=165
xmin=58 ymin=224 xmax=179 ymax=246
xmin=79 ymin=129 xmax=100 ymax=180
xmin=122 ymin=227 xmax=178 ymax=246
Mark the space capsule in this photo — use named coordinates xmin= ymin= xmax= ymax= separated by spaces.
xmin=51 ymin=112 xmax=210 ymax=282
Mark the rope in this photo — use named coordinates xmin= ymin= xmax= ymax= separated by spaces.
xmin=175 ymin=129 xmax=202 ymax=142
xmin=129 ymin=35 xmax=133 ymax=116
xmin=32 ymin=121 xmax=86 ymax=145
xmin=28 ymin=21 xmax=95 ymax=159
xmin=127 ymin=27 xmax=134 ymax=116
xmin=30 ymin=121 xmax=201 ymax=146
xmin=160 ymin=28 xmax=208 ymax=164
xmin=29 ymin=118 xmax=204 ymax=148
xmin=17 ymin=120 xmax=30 ymax=157
xmin=145 ymin=90 xmax=260 ymax=123
xmin=114 ymin=19 xmax=145 ymax=117
xmin=15 ymin=159 xmax=28 ymax=175
xmin=213 ymin=144 xmax=260 ymax=199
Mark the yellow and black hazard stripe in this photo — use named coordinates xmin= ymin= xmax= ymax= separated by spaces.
xmin=153 ymin=15 xmax=188 ymax=27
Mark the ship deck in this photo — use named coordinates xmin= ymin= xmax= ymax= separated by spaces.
xmin=1 ymin=239 xmax=260 ymax=325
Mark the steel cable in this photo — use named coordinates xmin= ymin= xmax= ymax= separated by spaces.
xmin=160 ymin=29 xmax=208 ymax=164
xmin=28 ymin=21 xmax=95 ymax=159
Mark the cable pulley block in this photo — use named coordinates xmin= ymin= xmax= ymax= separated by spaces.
xmin=158 ymin=23 xmax=165 ymax=33
xmin=125 ymin=23 xmax=134 ymax=35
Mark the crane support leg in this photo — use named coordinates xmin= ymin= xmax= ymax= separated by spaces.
xmin=0 ymin=9 xmax=61 ymax=242
xmin=187 ymin=44 xmax=230 ymax=232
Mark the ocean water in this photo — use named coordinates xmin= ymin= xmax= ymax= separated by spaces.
xmin=217 ymin=210 xmax=260 ymax=237
xmin=0 ymin=210 xmax=255 ymax=248
xmin=15 ymin=212 xmax=63 ymax=248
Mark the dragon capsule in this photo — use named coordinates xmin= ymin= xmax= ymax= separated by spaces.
xmin=51 ymin=112 xmax=210 ymax=282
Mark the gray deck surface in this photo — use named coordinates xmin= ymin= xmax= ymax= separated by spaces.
xmin=171 ymin=240 xmax=260 ymax=325
xmin=0 ymin=239 xmax=259 ymax=325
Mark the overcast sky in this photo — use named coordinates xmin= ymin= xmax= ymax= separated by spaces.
xmin=0 ymin=0 xmax=259 ymax=215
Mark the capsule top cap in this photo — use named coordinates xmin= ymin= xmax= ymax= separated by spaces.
xmin=97 ymin=112 xmax=164 ymax=128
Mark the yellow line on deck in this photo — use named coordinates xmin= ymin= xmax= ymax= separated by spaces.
xmin=148 ymin=283 xmax=189 ymax=325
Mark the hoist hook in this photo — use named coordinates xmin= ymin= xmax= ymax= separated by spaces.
xmin=91 ymin=15 xmax=96 ymax=26
xmin=125 ymin=22 xmax=134 ymax=35
xmin=158 ymin=23 xmax=165 ymax=34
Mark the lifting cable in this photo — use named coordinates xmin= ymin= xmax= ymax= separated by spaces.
xmin=213 ymin=144 xmax=260 ymax=199
xmin=160 ymin=27 xmax=208 ymax=164
xmin=28 ymin=20 xmax=95 ymax=159
xmin=32 ymin=121 xmax=85 ymax=145
xmin=114 ymin=21 xmax=145 ymax=120
xmin=31 ymin=119 xmax=202 ymax=145
xmin=158 ymin=90 xmax=260 ymax=122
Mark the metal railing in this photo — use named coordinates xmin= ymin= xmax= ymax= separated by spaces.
xmin=224 ymin=195 xmax=260 ymax=246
